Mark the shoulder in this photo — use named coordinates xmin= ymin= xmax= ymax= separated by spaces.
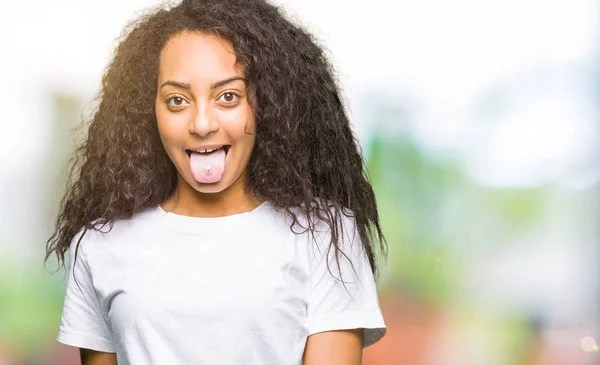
xmin=281 ymin=199 xmax=361 ymax=259
xmin=285 ymin=198 xmax=356 ymax=229
xmin=67 ymin=206 xmax=160 ymax=260
xmin=308 ymin=199 xmax=359 ymax=242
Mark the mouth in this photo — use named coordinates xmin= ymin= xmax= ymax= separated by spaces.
xmin=185 ymin=144 xmax=231 ymax=184
xmin=185 ymin=145 xmax=231 ymax=158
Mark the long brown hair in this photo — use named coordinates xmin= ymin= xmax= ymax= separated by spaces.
xmin=46 ymin=0 xmax=386 ymax=277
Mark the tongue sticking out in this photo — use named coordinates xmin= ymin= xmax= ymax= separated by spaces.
xmin=189 ymin=148 xmax=226 ymax=183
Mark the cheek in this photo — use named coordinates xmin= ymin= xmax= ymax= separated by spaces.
xmin=155 ymin=104 xmax=170 ymax=140
xmin=220 ymin=107 xmax=255 ymax=139
xmin=244 ymin=104 xmax=257 ymax=135
xmin=156 ymin=110 xmax=186 ymax=145
xmin=245 ymin=113 xmax=256 ymax=135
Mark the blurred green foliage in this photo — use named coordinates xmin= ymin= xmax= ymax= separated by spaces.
xmin=367 ymin=132 xmax=464 ymax=302
xmin=366 ymin=129 xmax=548 ymax=304
xmin=0 ymin=260 xmax=64 ymax=359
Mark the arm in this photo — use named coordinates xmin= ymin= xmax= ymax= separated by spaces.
xmin=58 ymin=235 xmax=117 ymax=358
xmin=80 ymin=349 xmax=118 ymax=365
xmin=303 ymin=328 xmax=364 ymax=365
xmin=303 ymin=213 xmax=386 ymax=363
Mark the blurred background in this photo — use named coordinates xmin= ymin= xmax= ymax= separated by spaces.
xmin=0 ymin=0 xmax=598 ymax=364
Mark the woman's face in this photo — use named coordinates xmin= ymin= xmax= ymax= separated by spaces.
xmin=155 ymin=31 xmax=255 ymax=194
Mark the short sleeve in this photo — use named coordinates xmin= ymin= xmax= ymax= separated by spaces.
xmin=306 ymin=213 xmax=386 ymax=347
xmin=57 ymin=230 xmax=116 ymax=352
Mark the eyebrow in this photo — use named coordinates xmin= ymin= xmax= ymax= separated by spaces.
xmin=160 ymin=77 xmax=246 ymax=91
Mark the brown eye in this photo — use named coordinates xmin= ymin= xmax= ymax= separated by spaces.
xmin=166 ymin=96 xmax=188 ymax=110
xmin=218 ymin=92 xmax=239 ymax=104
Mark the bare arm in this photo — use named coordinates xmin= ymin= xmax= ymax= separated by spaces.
xmin=79 ymin=349 xmax=118 ymax=365
xmin=303 ymin=328 xmax=364 ymax=365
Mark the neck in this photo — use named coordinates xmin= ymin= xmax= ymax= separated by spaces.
xmin=161 ymin=173 xmax=262 ymax=218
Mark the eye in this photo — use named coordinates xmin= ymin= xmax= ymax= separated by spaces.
xmin=218 ymin=92 xmax=240 ymax=105
xmin=166 ymin=95 xmax=189 ymax=110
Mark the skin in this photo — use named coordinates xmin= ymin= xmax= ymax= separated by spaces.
xmin=303 ymin=329 xmax=365 ymax=365
xmin=157 ymin=31 xmax=261 ymax=218
xmin=79 ymin=350 xmax=117 ymax=365
xmin=78 ymin=32 xmax=364 ymax=364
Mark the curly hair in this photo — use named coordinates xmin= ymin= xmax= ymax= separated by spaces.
xmin=46 ymin=0 xmax=387 ymax=277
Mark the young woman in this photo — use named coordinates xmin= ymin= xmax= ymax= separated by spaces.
xmin=46 ymin=0 xmax=387 ymax=364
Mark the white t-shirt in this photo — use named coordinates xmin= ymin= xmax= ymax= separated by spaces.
xmin=57 ymin=201 xmax=386 ymax=364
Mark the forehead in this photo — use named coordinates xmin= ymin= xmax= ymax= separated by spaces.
xmin=158 ymin=31 xmax=242 ymax=82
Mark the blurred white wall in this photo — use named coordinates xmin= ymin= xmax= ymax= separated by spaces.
xmin=1 ymin=0 xmax=597 ymax=188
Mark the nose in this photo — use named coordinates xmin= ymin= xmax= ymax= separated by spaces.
xmin=189 ymin=104 xmax=219 ymax=137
